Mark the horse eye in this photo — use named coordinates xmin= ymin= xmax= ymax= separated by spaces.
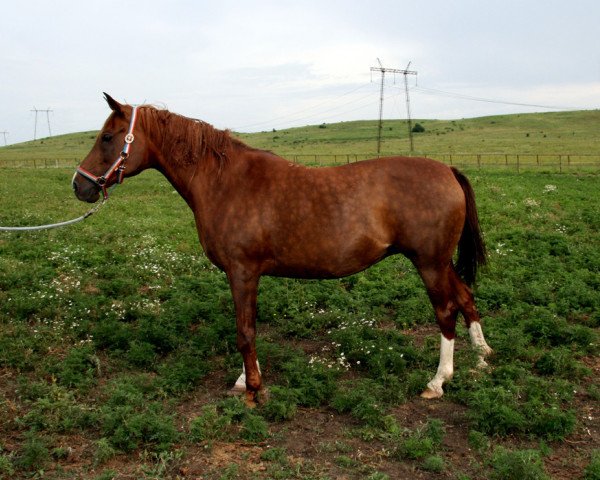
xmin=101 ymin=133 xmax=113 ymax=143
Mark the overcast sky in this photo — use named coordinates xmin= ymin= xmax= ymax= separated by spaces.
xmin=1 ymin=0 xmax=599 ymax=145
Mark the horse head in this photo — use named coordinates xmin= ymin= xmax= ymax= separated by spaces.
xmin=73 ymin=93 xmax=152 ymax=203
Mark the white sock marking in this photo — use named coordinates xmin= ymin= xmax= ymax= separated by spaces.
xmin=426 ymin=335 xmax=455 ymax=396
xmin=234 ymin=359 xmax=261 ymax=391
xmin=469 ymin=322 xmax=492 ymax=355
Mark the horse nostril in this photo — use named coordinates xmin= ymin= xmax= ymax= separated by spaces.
xmin=72 ymin=181 xmax=79 ymax=194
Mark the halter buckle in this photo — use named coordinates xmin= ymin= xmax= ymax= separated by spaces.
xmin=124 ymin=133 xmax=135 ymax=144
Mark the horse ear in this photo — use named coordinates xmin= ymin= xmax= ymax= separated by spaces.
xmin=103 ymin=92 xmax=124 ymax=115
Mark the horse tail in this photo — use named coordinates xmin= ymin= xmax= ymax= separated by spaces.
xmin=451 ymin=167 xmax=487 ymax=286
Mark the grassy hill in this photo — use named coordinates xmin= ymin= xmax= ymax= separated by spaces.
xmin=1 ymin=110 xmax=599 ymax=167
xmin=236 ymin=110 xmax=600 ymax=157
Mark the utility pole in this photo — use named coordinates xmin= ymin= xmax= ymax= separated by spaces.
xmin=0 ymin=131 xmax=7 ymax=146
xmin=370 ymin=60 xmax=417 ymax=154
xmin=31 ymin=107 xmax=53 ymax=140
xmin=403 ymin=61 xmax=416 ymax=153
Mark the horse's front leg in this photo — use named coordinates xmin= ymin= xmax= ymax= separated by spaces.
xmin=227 ymin=268 xmax=263 ymax=407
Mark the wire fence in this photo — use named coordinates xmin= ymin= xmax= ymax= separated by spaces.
xmin=0 ymin=158 xmax=80 ymax=169
xmin=288 ymin=152 xmax=600 ymax=172
xmin=1 ymin=153 xmax=599 ymax=172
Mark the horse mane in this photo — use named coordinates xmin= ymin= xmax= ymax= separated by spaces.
xmin=139 ymin=105 xmax=245 ymax=168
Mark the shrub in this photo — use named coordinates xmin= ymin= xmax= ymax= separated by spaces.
xmin=100 ymin=378 xmax=179 ymax=452
xmin=92 ymin=319 xmax=132 ymax=351
xmin=534 ymin=347 xmax=586 ymax=378
xmin=331 ymin=379 xmax=388 ymax=428
xmin=467 ymin=386 xmax=526 ymax=436
xmin=260 ymin=386 xmax=298 ymax=421
xmin=260 ymin=447 xmax=288 ymax=463
xmin=102 ymin=405 xmax=179 ymax=453
xmin=189 ymin=404 xmax=230 ymax=442
xmin=126 ymin=340 xmax=157 ymax=368
xmin=399 ymin=435 xmax=435 ymax=460
xmin=335 ymin=455 xmax=358 ymax=468
xmin=366 ymin=473 xmax=390 ymax=480
xmin=156 ymin=349 xmax=210 ymax=394
xmin=16 ymin=432 xmax=49 ymax=471
xmin=0 ymin=451 xmax=15 ymax=479
xmin=584 ymin=450 xmax=600 ymax=480
xmin=57 ymin=345 xmax=99 ymax=389
xmin=20 ymin=384 xmax=98 ymax=433
xmin=93 ymin=438 xmax=116 ymax=467
xmin=489 ymin=447 xmax=549 ymax=480
xmin=218 ymin=396 xmax=248 ymax=423
xmin=412 ymin=123 xmax=425 ymax=133
xmin=240 ymin=413 xmax=269 ymax=442
xmin=190 ymin=397 xmax=270 ymax=444
xmin=397 ymin=419 xmax=445 ymax=460
xmin=94 ymin=470 xmax=117 ymax=480
xmin=528 ymin=405 xmax=576 ymax=441
xmin=280 ymin=356 xmax=338 ymax=407
xmin=468 ymin=430 xmax=490 ymax=454
xmin=424 ymin=418 xmax=445 ymax=446
xmin=422 ymin=455 xmax=445 ymax=472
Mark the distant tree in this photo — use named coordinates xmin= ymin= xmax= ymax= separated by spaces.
xmin=412 ymin=123 xmax=425 ymax=133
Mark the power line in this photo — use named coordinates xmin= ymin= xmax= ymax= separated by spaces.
xmin=370 ymin=59 xmax=417 ymax=154
xmin=31 ymin=107 xmax=53 ymax=140
xmin=232 ymin=82 xmax=373 ymax=131
xmin=410 ymin=86 xmax=574 ymax=110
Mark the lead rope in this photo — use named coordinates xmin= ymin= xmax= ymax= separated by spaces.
xmin=0 ymin=191 xmax=112 ymax=232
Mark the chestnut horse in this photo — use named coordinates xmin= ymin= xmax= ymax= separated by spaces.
xmin=73 ymin=94 xmax=492 ymax=405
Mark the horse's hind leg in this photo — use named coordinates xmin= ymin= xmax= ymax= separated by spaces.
xmin=418 ymin=264 xmax=460 ymax=399
xmin=451 ymin=270 xmax=493 ymax=366
xmin=418 ymin=263 xmax=492 ymax=398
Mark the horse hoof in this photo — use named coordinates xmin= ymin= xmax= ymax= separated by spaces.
xmin=244 ymin=391 xmax=258 ymax=409
xmin=420 ymin=387 xmax=443 ymax=399
xmin=476 ymin=357 xmax=490 ymax=369
xmin=257 ymin=387 xmax=270 ymax=405
xmin=227 ymin=384 xmax=246 ymax=396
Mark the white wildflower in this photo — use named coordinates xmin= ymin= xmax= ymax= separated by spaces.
xmin=523 ymin=198 xmax=540 ymax=208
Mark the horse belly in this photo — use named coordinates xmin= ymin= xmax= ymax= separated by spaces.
xmin=265 ymin=226 xmax=392 ymax=279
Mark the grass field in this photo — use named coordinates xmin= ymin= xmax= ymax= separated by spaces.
xmin=0 ymin=163 xmax=599 ymax=479
xmin=1 ymin=110 xmax=599 ymax=170
xmin=0 ymin=109 xmax=599 ymax=478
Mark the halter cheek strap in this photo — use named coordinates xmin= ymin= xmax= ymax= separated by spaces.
xmin=76 ymin=106 xmax=139 ymax=200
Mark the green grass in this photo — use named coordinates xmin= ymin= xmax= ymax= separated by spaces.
xmin=237 ymin=110 xmax=600 ymax=157
xmin=0 ymin=166 xmax=598 ymax=478
xmin=1 ymin=110 xmax=599 ymax=169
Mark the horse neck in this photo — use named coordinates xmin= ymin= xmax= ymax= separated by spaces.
xmin=147 ymin=112 xmax=232 ymax=207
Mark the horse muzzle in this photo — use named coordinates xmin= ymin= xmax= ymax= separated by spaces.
xmin=72 ymin=172 xmax=101 ymax=203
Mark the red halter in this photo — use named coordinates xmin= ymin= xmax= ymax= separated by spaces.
xmin=76 ymin=106 xmax=139 ymax=200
